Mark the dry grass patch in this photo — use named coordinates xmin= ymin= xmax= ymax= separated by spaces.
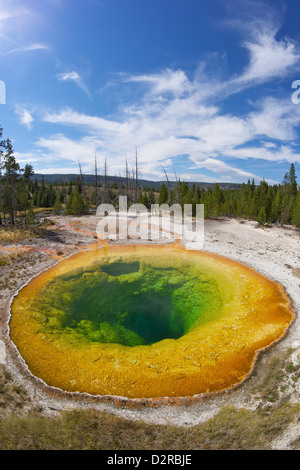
xmin=0 ymin=349 xmax=299 ymax=450
xmin=0 ymin=402 xmax=299 ymax=450
xmin=0 ymin=223 xmax=57 ymax=243
xmin=0 ymin=256 xmax=9 ymax=266
xmin=292 ymin=268 xmax=300 ymax=279
xmin=0 ymin=366 xmax=29 ymax=416
xmin=0 ymin=227 xmax=35 ymax=243
xmin=251 ymin=349 xmax=299 ymax=403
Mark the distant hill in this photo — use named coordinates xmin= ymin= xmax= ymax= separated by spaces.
xmin=31 ymin=173 xmax=242 ymax=191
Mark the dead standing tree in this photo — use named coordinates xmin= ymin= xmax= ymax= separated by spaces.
xmin=125 ymin=155 xmax=131 ymax=207
xmin=94 ymin=153 xmax=99 ymax=207
xmin=135 ymin=147 xmax=140 ymax=203
xmin=102 ymin=156 xmax=109 ymax=204
xmin=78 ymin=160 xmax=86 ymax=199
xmin=159 ymin=162 xmax=173 ymax=205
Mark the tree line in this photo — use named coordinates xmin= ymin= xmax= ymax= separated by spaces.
xmin=0 ymin=126 xmax=299 ymax=228
xmin=0 ymin=128 xmax=35 ymax=226
xmin=156 ymin=163 xmax=300 ymax=227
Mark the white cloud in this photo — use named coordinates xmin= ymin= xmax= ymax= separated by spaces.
xmin=248 ymin=98 xmax=300 ymax=141
xmin=212 ymin=3 xmax=300 ymax=99
xmin=44 ymin=108 xmax=123 ymax=133
xmin=14 ymin=151 xmax=40 ymax=164
xmin=0 ymin=12 xmax=13 ymax=22
xmin=39 ymin=52 xmax=300 ymax=182
xmin=3 ymin=43 xmax=49 ymax=55
xmin=124 ymin=68 xmax=192 ymax=97
xmin=39 ymin=86 xmax=300 ymax=183
xmin=15 ymin=106 xmax=34 ymax=129
xmin=189 ymin=157 xmax=277 ymax=184
xmin=23 ymin=3 xmax=300 ymax=183
xmin=57 ymin=71 xmax=91 ymax=98
xmin=227 ymin=145 xmax=300 ymax=165
xmin=238 ymin=34 xmax=299 ymax=84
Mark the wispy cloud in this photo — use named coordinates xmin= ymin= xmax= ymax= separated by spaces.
xmin=237 ymin=32 xmax=299 ymax=85
xmin=224 ymin=0 xmax=300 ymax=87
xmin=40 ymin=77 xmax=300 ymax=182
xmin=3 ymin=43 xmax=49 ymax=56
xmin=25 ymin=2 xmax=300 ymax=182
xmin=15 ymin=106 xmax=34 ymax=129
xmin=124 ymin=68 xmax=192 ymax=97
xmin=0 ymin=11 xmax=14 ymax=21
xmin=57 ymin=71 xmax=92 ymax=99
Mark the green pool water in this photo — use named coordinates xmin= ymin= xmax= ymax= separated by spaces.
xmin=32 ymin=259 xmax=223 ymax=347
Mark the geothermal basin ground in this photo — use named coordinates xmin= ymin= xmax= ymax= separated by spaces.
xmin=0 ymin=215 xmax=299 ymax=450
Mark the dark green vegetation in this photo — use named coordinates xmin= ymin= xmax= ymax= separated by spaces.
xmin=34 ymin=259 xmax=221 ymax=347
xmin=32 ymin=172 xmax=242 ymax=191
xmin=0 ymin=124 xmax=299 ymax=225
xmin=156 ymin=163 xmax=300 ymax=226
xmin=0 ymin=349 xmax=299 ymax=450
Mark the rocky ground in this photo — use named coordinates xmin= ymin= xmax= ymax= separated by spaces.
xmin=0 ymin=214 xmax=299 ymax=449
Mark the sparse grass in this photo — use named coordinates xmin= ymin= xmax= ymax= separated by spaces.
xmin=0 ymin=348 xmax=299 ymax=450
xmin=0 ymin=218 xmax=58 ymax=243
xmin=293 ymin=268 xmax=300 ymax=279
xmin=33 ymin=208 xmax=54 ymax=214
xmin=0 ymin=351 xmax=300 ymax=450
xmin=0 ymin=226 xmax=36 ymax=243
xmin=251 ymin=350 xmax=297 ymax=403
xmin=0 ymin=216 xmax=82 ymax=251
xmin=0 ymin=366 xmax=29 ymax=415
xmin=0 ymin=232 xmax=298 ymax=451
xmin=291 ymin=436 xmax=300 ymax=450
xmin=0 ymin=402 xmax=299 ymax=450
xmin=39 ymin=219 xmax=55 ymax=227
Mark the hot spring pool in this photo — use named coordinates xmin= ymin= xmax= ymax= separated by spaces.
xmin=9 ymin=243 xmax=294 ymax=399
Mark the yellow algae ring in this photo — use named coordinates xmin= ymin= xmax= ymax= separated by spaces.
xmin=9 ymin=243 xmax=294 ymax=399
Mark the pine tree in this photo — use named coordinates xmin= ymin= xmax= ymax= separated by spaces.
xmin=2 ymin=139 xmax=21 ymax=224
xmin=178 ymin=181 xmax=189 ymax=207
xmin=141 ymin=192 xmax=150 ymax=209
xmin=292 ymin=190 xmax=300 ymax=227
xmin=270 ymin=186 xmax=283 ymax=221
xmin=18 ymin=178 xmax=31 ymax=225
xmin=26 ymin=201 xmax=35 ymax=225
xmin=211 ymin=184 xmax=224 ymax=217
xmin=59 ymin=187 xmax=66 ymax=204
xmin=257 ymin=206 xmax=267 ymax=225
xmin=183 ymin=187 xmax=193 ymax=205
xmin=148 ymin=188 xmax=156 ymax=207
xmin=158 ymin=183 xmax=168 ymax=205
xmin=66 ymin=192 xmax=74 ymax=214
xmin=24 ymin=163 xmax=34 ymax=182
xmin=250 ymin=180 xmax=265 ymax=219
xmin=72 ymin=187 xmax=85 ymax=214
xmin=68 ymin=181 xmax=73 ymax=195
xmin=281 ymin=193 xmax=295 ymax=224
xmin=66 ymin=185 xmax=85 ymax=215
xmin=52 ymin=195 xmax=63 ymax=214
xmin=283 ymin=163 xmax=297 ymax=196
xmin=47 ymin=184 xmax=56 ymax=207
xmin=202 ymin=188 xmax=212 ymax=218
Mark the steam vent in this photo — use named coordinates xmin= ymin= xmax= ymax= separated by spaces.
xmin=10 ymin=243 xmax=294 ymax=399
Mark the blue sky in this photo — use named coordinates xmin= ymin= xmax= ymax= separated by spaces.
xmin=1 ymin=0 xmax=300 ymax=184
